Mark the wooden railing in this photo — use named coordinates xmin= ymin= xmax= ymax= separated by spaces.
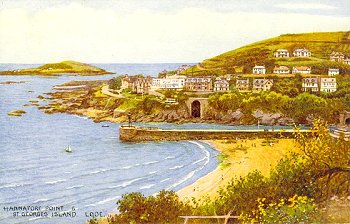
xmin=180 ymin=214 xmax=239 ymax=224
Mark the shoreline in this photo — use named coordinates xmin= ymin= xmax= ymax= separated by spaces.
xmin=177 ymin=138 xmax=297 ymax=201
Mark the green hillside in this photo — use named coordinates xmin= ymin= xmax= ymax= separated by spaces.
xmin=0 ymin=60 xmax=112 ymax=76
xmin=185 ymin=31 xmax=350 ymax=76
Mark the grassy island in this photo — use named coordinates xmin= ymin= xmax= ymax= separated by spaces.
xmin=0 ymin=60 xmax=113 ymax=76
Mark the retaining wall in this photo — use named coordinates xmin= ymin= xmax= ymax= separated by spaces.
xmin=119 ymin=126 xmax=314 ymax=142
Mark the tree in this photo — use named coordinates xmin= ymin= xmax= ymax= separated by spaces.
xmin=108 ymin=190 xmax=192 ymax=224
xmin=108 ymin=77 xmax=123 ymax=90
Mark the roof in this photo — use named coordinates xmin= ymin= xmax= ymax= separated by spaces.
xmin=330 ymin=51 xmax=344 ymax=56
xmin=214 ymin=80 xmax=229 ymax=85
xmin=253 ymin=65 xmax=265 ymax=69
xmin=276 ymin=49 xmax=288 ymax=52
xmin=303 ymin=78 xmax=318 ymax=83
xmin=253 ymin=79 xmax=273 ymax=85
xmin=321 ymin=78 xmax=336 ymax=83
xmin=294 ymin=48 xmax=310 ymax=52
xmin=293 ymin=66 xmax=311 ymax=71
xmin=274 ymin=66 xmax=289 ymax=71
xmin=185 ymin=77 xmax=211 ymax=82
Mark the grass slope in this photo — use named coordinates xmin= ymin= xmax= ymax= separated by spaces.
xmin=184 ymin=31 xmax=350 ymax=76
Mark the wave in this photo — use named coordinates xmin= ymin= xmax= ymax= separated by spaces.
xmin=115 ymin=177 xmax=143 ymax=188
xmin=0 ymin=183 xmax=31 ymax=189
xmin=169 ymin=165 xmax=184 ymax=170
xmin=139 ymin=184 xmax=155 ymax=189
xmin=45 ymin=179 xmax=66 ymax=185
xmin=89 ymin=168 xmax=109 ymax=174
xmin=66 ymin=185 xmax=84 ymax=190
xmin=189 ymin=141 xmax=210 ymax=166
xmin=188 ymin=140 xmax=206 ymax=150
xmin=73 ymin=115 xmax=89 ymax=120
xmin=96 ymin=195 xmax=121 ymax=205
xmin=160 ymin=178 xmax=170 ymax=183
xmin=34 ymin=198 xmax=49 ymax=203
xmin=143 ymin=160 xmax=160 ymax=165
xmin=166 ymin=170 xmax=196 ymax=190
xmin=121 ymin=165 xmax=132 ymax=169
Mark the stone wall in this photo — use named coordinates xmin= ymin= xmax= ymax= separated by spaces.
xmin=120 ymin=126 xmax=314 ymax=142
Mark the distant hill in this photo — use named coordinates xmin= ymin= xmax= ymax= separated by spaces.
xmin=183 ymin=31 xmax=350 ymax=76
xmin=0 ymin=60 xmax=113 ymax=76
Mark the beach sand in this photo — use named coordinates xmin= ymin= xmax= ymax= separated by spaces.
xmin=177 ymin=138 xmax=297 ymax=201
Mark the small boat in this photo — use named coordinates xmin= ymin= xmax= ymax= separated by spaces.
xmin=102 ymin=124 xmax=109 ymax=127
xmin=65 ymin=146 xmax=72 ymax=153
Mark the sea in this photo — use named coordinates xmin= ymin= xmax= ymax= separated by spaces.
xmin=0 ymin=63 xmax=290 ymax=224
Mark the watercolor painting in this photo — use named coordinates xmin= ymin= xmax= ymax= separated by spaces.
xmin=1 ymin=0 xmax=350 ymax=223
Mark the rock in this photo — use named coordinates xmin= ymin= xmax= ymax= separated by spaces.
xmin=167 ymin=111 xmax=180 ymax=121
xmin=113 ymin=109 xmax=125 ymax=117
xmin=252 ymin=109 xmax=264 ymax=118
xmin=277 ymin=117 xmax=295 ymax=125
xmin=8 ymin=110 xmax=26 ymax=116
xmin=261 ymin=113 xmax=281 ymax=125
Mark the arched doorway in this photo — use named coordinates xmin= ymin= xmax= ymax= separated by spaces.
xmin=191 ymin=100 xmax=201 ymax=118
xmin=346 ymin=118 xmax=350 ymax=126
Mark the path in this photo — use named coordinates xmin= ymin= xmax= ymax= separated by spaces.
xmin=101 ymin=85 xmax=124 ymax=98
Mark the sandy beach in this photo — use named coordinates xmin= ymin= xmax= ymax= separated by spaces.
xmin=177 ymin=138 xmax=297 ymax=200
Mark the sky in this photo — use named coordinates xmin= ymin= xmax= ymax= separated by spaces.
xmin=0 ymin=0 xmax=350 ymax=63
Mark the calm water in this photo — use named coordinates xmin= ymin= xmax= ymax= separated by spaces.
xmin=0 ymin=63 xmax=291 ymax=224
xmin=0 ymin=63 xmax=217 ymax=224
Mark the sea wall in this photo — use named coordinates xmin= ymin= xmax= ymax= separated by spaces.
xmin=119 ymin=126 xmax=314 ymax=142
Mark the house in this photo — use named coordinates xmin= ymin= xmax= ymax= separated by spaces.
xmin=176 ymin=65 xmax=191 ymax=74
xmin=302 ymin=78 xmax=319 ymax=92
xmin=214 ymin=79 xmax=229 ymax=92
xmin=330 ymin=51 xmax=345 ymax=62
xmin=134 ymin=77 xmax=152 ymax=94
xmin=328 ymin=68 xmax=339 ymax=76
xmin=121 ymin=76 xmax=136 ymax=89
xmin=292 ymin=66 xmax=311 ymax=74
xmin=320 ymin=78 xmax=337 ymax=93
xmin=293 ymin=48 xmax=311 ymax=57
xmin=274 ymin=49 xmax=289 ymax=58
xmin=252 ymin=79 xmax=273 ymax=92
xmin=273 ymin=66 xmax=290 ymax=74
xmin=236 ymin=79 xmax=249 ymax=91
xmin=185 ymin=77 xmax=212 ymax=92
xmin=152 ymin=75 xmax=186 ymax=90
xmin=252 ymin=65 xmax=266 ymax=74
xmin=344 ymin=58 xmax=350 ymax=65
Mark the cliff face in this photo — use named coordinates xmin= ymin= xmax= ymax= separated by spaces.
xmin=131 ymin=104 xmax=297 ymax=126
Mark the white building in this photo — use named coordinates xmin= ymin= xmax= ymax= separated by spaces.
xmin=292 ymin=66 xmax=311 ymax=74
xmin=330 ymin=51 xmax=345 ymax=62
xmin=302 ymin=78 xmax=318 ymax=92
xmin=320 ymin=78 xmax=337 ymax=93
xmin=252 ymin=65 xmax=266 ymax=74
xmin=214 ymin=80 xmax=229 ymax=92
xmin=344 ymin=58 xmax=350 ymax=65
xmin=293 ymin=48 xmax=311 ymax=57
xmin=273 ymin=66 xmax=290 ymax=74
xmin=152 ymin=75 xmax=186 ymax=90
xmin=274 ymin=49 xmax=289 ymax=58
xmin=328 ymin=68 xmax=339 ymax=76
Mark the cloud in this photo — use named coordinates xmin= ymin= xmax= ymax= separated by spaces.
xmin=275 ymin=3 xmax=337 ymax=10
xmin=0 ymin=3 xmax=349 ymax=63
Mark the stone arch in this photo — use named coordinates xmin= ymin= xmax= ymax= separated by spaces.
xmin=339 ymin=111 xmax=350 ymax=126
xmin=346 ymin=118 xmax=350 ymax=126
xmin=191 ymin=100 xmax=201 ymax=118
